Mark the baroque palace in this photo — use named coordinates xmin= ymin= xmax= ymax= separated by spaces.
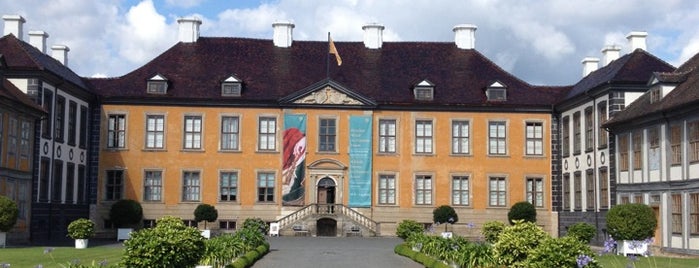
xmin=2 ymin=14 xmax=699 ymax=253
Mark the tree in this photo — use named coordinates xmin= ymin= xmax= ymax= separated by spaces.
xmin=507 ymin=201 xmax=537 ymax=225
xmin=110 ymin=199 xmax=143 ymax=228
xmin=606 ymin=203 xmax=657 ymax=241
xmin=194 ymin=203 xmax=218 ymax=229
xmin=433 ymin=205 xmax=458 ymax=232
xmin=122 ymin=216 xmax=205 ymax=268
xmin=0 ymin=195 xmax=18 ymax=232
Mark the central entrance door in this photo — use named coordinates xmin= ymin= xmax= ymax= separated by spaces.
xmin=317 ymin=177 xmax=336 ymax=205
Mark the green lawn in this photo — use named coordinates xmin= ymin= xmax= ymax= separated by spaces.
xmin=598 ymin=254 xmax=699 ymax=268
xmin=0 ymin=245 xmax=123 ymax=267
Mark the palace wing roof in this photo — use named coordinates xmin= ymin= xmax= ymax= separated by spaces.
xmin=0 ymin=78 xmax=45 ymax=113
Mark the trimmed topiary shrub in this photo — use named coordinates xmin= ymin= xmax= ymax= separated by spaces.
xmin=507 ymin=201 xmax=537 ymax=224
xmin=482 ymin=220 xmax=506 ymax=244
xmin=493 ymin=220 xmax=549 ymax=267
xmin=122 ymin=216 xmax=205 ymax=267
xmin=67 ymin=218 xmax=95 ymax=239
xmin=109 ymin=199 xmax=143 ymax=228
xmin=194 ymin=203 xmax=218 ymax=229
xmin=396 ymin=219 xmax=424 ymax=239
xmin=606 ymin=203 xmax=657 ymax=241
xmin=433 ymin=205 xmax=458 ymax=232
xmin=524 ymin=236 xmax=601 ymax=268
xmin=0 ymin=195 xmax=19 ymax=232
xmin=567 ymin=222 xmax=597 ymax=244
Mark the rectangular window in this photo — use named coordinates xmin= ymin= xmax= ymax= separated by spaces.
xmin=219 ymin=220 xmax=237 ymax=230
xmin=17 ymin=181 xmax=28 ymax=219
xmin=563 ymin=174 xmax=570 ymax=210
xmin=105 ymin=170 xmax=123 ymax=201
xmin=415 ymin=175 xmax=432 ymax=205
xmin=77 ymin=165 xmax=85 ymax=204
xmin=598 ymin=102 xmax=608 ymax=148
xmin=319 ymin=118 xmax=336 ymax=152
xmin=690 ymin=121 xmax=699 ymax=162
xmin=672 ymin=194 xmax=682 ymax=234
xmin=691 ymin=193 xmax=699 ymax=235
xmin=220 ymin=171 xmax=238 ymax=202
xmin=8 ymin=117 xmax=17 ymax=156
xmin=68 ymin=101 xmax=77 ymax=145
xmin=258 ymin=117 xmax=276 ymax=151
xmin=488 ymin=121 xmax=506 ymax=155
xmin=620 ymin=196 xmax=630 ymax=204
xmin=573 ymin=112 xmax=581 ymax=154
xmin=55 ymin=95 xmax=65 ymax=141
xmin=619 ymin=134 xmax=629 ymax=171
xmin=52 ymin=160 xmax=63 ymax=202
xmin=671 ymin=125 xmax=682 ymax=165
xmin=144 ymin=171 xmax=162 ymax=202
xmin=378 ymin=119 xmax=396 ymax=153
xmin=42 ymin=90 xmax=53 ymax=138
xmin=452 ymin=176 xmax=470 ymax=206
xmin=452 ymin=121 xmax=470 ymax=154
xmin=257 ymin=172 xmax=275 ymax=202
xmin=145 ymin=115 xmax=165 ymax=149
xmin=525 ymin=122 xmax=543 ymax=155
xmin=39 ymin=157 xmax=50 ymax=202
xmin=79 ymin=106 xmax=88 ymax=148
xmin=415 ymin=120 xmax=433 ymax=154
xmin=182 ymin=171 xmax=200 ymax=202
xmin=20 ymin=120 xmax=30 ymax=158
xmin=649 ymin=127 xmax=659 ymax=149
xmin=221 ymin=116 xmax=239 ymax=150
xmin=585 ymin=107 xmax=593 ymax=151
xmin=378 ymin=174 xmax=396 ymax=205
xmin=489 ymin=177 xmax=506 ymax=207
xmin=634 ymin=194 xmax=643 ymax=204
xmin=586 ymin=170 xmax=595 ymax=210
xmin=574 ymin=172 xmax=582 ymax=210
xmin=633 ymin=131 xmax=643 ymax=170
xmin=599 ymin=169 xmax=609 ymax=209
xmin=526 ymin=177 xmax=543 ymax=208
xmin=65 ymin=163 xmax=75 ymax=204
xmin=183 ymin=116 xmax=202 ymax=149
xmin=562 ymin=116 xmax=570 ymax=156
xmin=107 ymin=114 xmax=126 ymax=148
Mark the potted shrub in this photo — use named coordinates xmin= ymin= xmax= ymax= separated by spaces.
xmin=194 ymin=203 xmax=218 ymax=238
xmin=109 ymin=199 xmax=143 ymax=241
xmin=67 ymin=218 xmax=95 ymax=249
xmin=0 ymin=195 xmax=19 ymax=248
xmin=606 ymin=203 xmax=657 ymax=256
xmin=508 ymin=201 xmax=537 ymax=224
xmin=433 ymin=205 xmax=458 ymax=237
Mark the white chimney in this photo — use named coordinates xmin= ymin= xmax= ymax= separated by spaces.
xmin=177 ymin=17 xmax=201 ymax=43
xmin=3 ymin=15 xmax=25 ymax=40
xmin=581 ymin=57 xmax=599 ymax=77
xmin=362 ymin=23 xmax=384 ymax=49
xmin=51 ymin=45 xmax=69 ymax=66
xmin=272 ymin=21 xmax=294 ymax=48
xmin=626 ymin=31 xmax=647 ymax=51
xmin=29 ymin=31 xmax=49 ymax=53
xmin=601 ymin=45 xmax=621 ymax=65
xmin=453 ymin=24 xmax=477 ymax=49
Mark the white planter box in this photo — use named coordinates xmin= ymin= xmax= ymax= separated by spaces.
xmin=617 ymin=240 xmax=649 ymax=256
xmin=75 ymin=239 xmax=89 ymax=249
xmin=117 ymin=228 xmax=133 ymax=241
xmin=441 ymin=232 xmax=453 ymax=239
xmin=201 ymin=229 xmax=211 ymax=239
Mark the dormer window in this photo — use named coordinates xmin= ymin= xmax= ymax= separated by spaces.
xmin=486 ymin=81 xmax=507 ymax=101
xmin=413 ymin=80 xmax=434 ymax=101
xmin=147 ymin=74 xmax=168 ymax=94
xmin=650 ymin=87 xmax=662 ymax=103
xmin=221 ymin=75 xmax=242 ymax=97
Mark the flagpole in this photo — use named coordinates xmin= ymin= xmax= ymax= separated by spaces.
xmin=326 ymin=32 xmax=330 ymax=79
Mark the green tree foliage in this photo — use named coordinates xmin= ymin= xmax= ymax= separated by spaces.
xmin=0 ymin=195 xmax=18 ymax=232
xmin=67 ymin=218 xmax=95 ymax=239
xmin=507 ymin=201 xmax=537 ymax=224
xmin=432 ymin=205 xmax=458 ymax=232
xmin=606 ymin=203 xmax=657 ymax=241
xmin=566 ymin=222 xmax=597 ymax=244
xmin=109 ymin=199 xmax=143 ymax=228
xmin=492 ymin=220 xmax=548 ymax=267
xmin=122 ymin=216 xmax=205 ymax=268
xmin=396 ymin=219 xmax=424 ymax=239
xmin=525 ymin=236 xmax=600 ymax=268
xmin=193 ymin=203 xmax=218 ymax=229
xmin=242 ymin=217 xmax=269 ymax=234
xmin=481 ymin=220 xmax=507 ymax=244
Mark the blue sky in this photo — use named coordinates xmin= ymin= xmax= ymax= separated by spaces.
xmin=2 ymin=0 xmax=699 ymax=85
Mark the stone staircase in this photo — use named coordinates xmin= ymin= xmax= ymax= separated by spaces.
xmin=275 ymin=203 xmax=379 ymax=237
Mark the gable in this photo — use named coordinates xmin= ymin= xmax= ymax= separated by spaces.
xmin=294 ymin=86 xmax=363 ymax=105
xmin=279 ymin=78 xmax=376 ymax=107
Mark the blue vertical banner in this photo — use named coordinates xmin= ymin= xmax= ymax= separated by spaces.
xmin=282 ymin=114 xmax=307 ymax=206
xmin=349 ymin=115 xmax=373 ymax=207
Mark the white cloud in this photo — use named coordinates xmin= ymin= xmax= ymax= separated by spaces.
xmin=116 ymin=0 xmax=176 ymax=64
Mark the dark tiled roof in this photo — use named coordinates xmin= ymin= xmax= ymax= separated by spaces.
xmin=0 ymin=78 xmax=46 ymax=114
xmin=87 ymin=37 xmax=567 ymax=109
xmin=562 ymin=49 xmax=675 ymax=101
xmin=0 ymin=34 xmax=88 ymax=89
xmin=604 ymin=52 xmax=699 ymax=128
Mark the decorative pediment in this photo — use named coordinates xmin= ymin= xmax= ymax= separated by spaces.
xmin=307 ymin=159 xmax=347 ymax=170
xmin=295 ymin=86 xmax=362 ymax=105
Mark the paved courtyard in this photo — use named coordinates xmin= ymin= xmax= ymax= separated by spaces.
xmin=254 ymin=236 xmax=422 ymax=268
